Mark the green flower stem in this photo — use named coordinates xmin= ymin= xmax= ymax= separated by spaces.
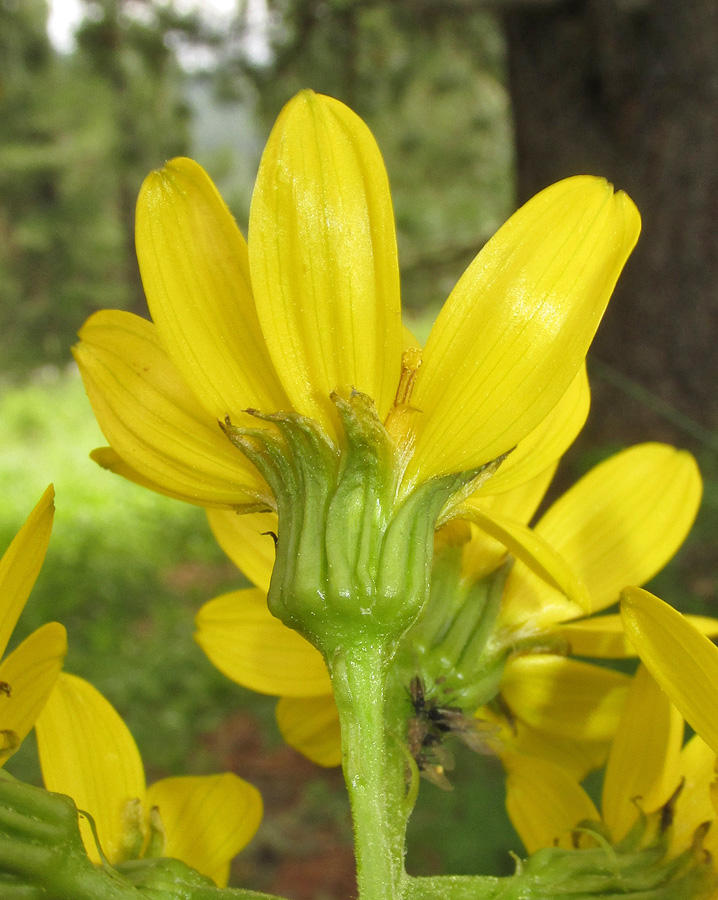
xmin=330 ymin=639 xmax=409 ymax=900
xmin=405 ymin=875 xmax=504 ymax=899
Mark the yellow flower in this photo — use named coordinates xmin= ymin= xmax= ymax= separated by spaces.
xmin=504 ymin=663 xmax=718 ymax=863
xmin=196 ymin=442 xmax=707 ymax=772
xmin=35 ymin=672 xmax=263 ymax=887
xmin=0 ymin=485 xmax=67 ymax=765
xmin=74 ymin=90 xmax=638 ymax=586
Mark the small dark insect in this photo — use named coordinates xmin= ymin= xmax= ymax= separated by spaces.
xmin=406 ymin=675 xmax=496 ymax=791
xmin=0 ymin=682 xmax=10 ymax=697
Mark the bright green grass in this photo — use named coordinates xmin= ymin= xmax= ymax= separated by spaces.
xmin=0 ymin=366 xmax=274 ymax=784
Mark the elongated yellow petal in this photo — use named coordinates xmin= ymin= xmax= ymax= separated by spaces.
xmin=502 ymin=655 xmax=630 ymax=743
xmin=473 ymin=364 xmax=589 ymax=496
xmin=407 ymin=177 xmax=639 ymax=483
xmin=621 ymin=587 xmax=718 ymax=755
xmin=136 ymin=158 xmax=288 ymax=420
xmin=0 ymin=485 xmax=54 ymax=658
xmin=601 ymin=665 xmax=683 ymax=842
xmin=556 ymin=613 xmax=718 ymax=659
xmin=533 ymin=444 xmax=701 ymax=614
xmin=145 ymin=774 xmax=262 ymax=887
xmin=206 ymin=509 xmax=276 ymax=592
xmin=195 ymin=590 xmax=331 ymax=697
xmin=672 ymin=736 xmax=718 ymax=858
xmin=90 ymin=448 xmax=233 ymax=509
xmin=249 ymin=90 xmax=403 ymax=433
xmin=460 ymin=506 xmax=589 ymax=610
xmin=74 ymin=310 xmax=268 ymax=508
xmin=509 ymin=724 xmax=609 ymax=781
xmin=0 ymin=622 xmax=66 ymax=765
xmin=498 ymin=443 xmax=701 ymax=633
xmin=499 ymin=560 xmax=585 ymax=636
xmin=459 ymin=466 xmax=557 ymax=580
xmin=35 ymin=673 xmax=146 ymax=865
xmin=504 ymin=752 xmax=600 ymax=854
xmin=482 ymin=706 xmax=608 ymax=779
xmin=275 ymin=695 xmax=342 ymax=767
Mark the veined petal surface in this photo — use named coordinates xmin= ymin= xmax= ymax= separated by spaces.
xmin=0 ymin=622 xmax=67 ymax=765
xmin=502 ymin=655 xmax=629 ymax=743
xmin=136 ymin=157 xmax=288 ymax=420
xmin=498 ymin=443 xmax=701 ymax=632
xmin=406 ymin=177 xmax=639 ymax=483
xmin=195 ymin=590 xmax=332 ymax=697
xmin=460 ymin=466 xmax=557 ymax=580
xmin=505 ymin=753 xmax=599 ymax=854
xmin=621 ymin=587 xmax=718 ymax=755
xmin=472 ymin=364 xmax=588 ymax=497
xmin=276 ymin=695 xmax=342 ymax=767
xmin=672 ymin=736 xmax=718 ymax=858
xmin=36 ymin=673 xmax=146 ymax=865
xmin=0 ymin=485 xmax=54 ymax=658
xmin=556 ymin=613 xmax=718 ymax=659
xmin=533 ymin=444 xmax=701 ymax=614
xmin=75 ymin=311 xmax=268 ymax=508
xmin=249 ymin=90 xmax=403 ymax=432
xmin=601 ymin=665 xmax=683 ymax=842
xmin=207 ymin=509 xmax=277 ymax=592
xmin=462 ymin=506 xmax=589 ymax=610
xmin=146 ymin=774 xmax=262 ymax=887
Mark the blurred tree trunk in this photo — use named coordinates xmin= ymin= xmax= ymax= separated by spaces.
xmin=503 ymin=0 xmax=718 ymax=442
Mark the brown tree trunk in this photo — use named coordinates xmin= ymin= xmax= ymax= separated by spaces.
xmin=503 ymin=0 xmax=718 ymax=445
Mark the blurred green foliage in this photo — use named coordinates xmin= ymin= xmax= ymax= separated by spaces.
xmin=0 ymin=366 xmax=262 ymax=784
xmin=0 ymin=0 xmax=191 ymax=373
xmin=0 ymin=0 xmax=514 ymax=374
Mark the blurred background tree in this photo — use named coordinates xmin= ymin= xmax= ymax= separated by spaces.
xmin=503 ymin=0 xmax=718 ymax=444
xmin=0 ymin=0 xmax=193 ymax=371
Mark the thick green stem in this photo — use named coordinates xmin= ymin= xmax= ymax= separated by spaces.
xmin=330 ymin=640 xmax=408 ymax=900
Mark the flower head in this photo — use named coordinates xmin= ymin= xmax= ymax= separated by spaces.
xmin=0 ymin=486 xmax=67 ymax=765
xmin=505 ymin=663 xmax=718 ymax=885
xmin=35 ymin=672 xmax=262 ymax=887
xmin=196 ymin=442 xmax=708 ymax=774
xmin=75 ymin=92 xmax=638 ymax=508
xmin=75 ymin=90 xmax=639 ymax=655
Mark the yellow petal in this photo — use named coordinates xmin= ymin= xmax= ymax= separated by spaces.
xmin=482 ymin=707 xmax=608 ymax=779
xmin=535 ymin=444 xmax=701 ymax=614
xmin=621 ymin=587 xmax=718 ymax=755
xmin=460 ymin=506 xmax=589 ymax=610
xmin=136 ymin=157 xmax=288 ymax=420
xmin=671 ymin=736 xmax=718 ymax=858
xmin=407 ymin=177 xmax=640 ymax=483
xmin=504 ymin=752 xmax=600 ymax=854
xmin=194 ymin=589 xmax=332 ymax=697
xmin=74 ymin=310 xmax=268 ymax=508
xmin=249 ymin=90 xmax=403 ymax=433
xmin=556 ymin=613 xmax=718 ymax=659
xmin=474 ymin=364 xmax=589 ymax=496
xmin=0 ymin=622 xmax=67 ymax=765
xmin=502 ymin=655 xmax=630 ymax=743
xmin=601 ymin=665 xmax=683 ymax=842
xmin=499 ymin=560 xmax=585 ymax=636
xmin=276 ymin=695 xmax=342 ymax=767
xmin=0 ymin=485 xmax=54 ymax=658
xmin=498 ymin=443 xmax=701 ymax=633
xmin=90 ymin=447 xmax=227 ymax=509
xmin=206 ymin=509 xmax=276 ymax=592
xmin=459 ymin=466 xmax=557 ymax=580
xmin=145 ymin=774 xmax=262 ymax=887
xmin=35 ymin=672 xmax=146 ymax=865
